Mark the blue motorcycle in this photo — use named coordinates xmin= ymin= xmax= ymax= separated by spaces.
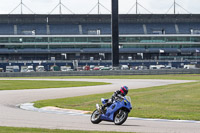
xmin=91 ymin=96 xmax=132 ymax=125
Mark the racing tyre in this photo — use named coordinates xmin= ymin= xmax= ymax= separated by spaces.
xmin=114 ymin=109 xmax=128 ymax=125
xmin=91 ymin=110 xmax=102 ymax=124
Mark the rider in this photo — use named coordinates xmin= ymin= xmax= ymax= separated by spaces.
xmin=100 ymin=86 xmax=129 ymax=113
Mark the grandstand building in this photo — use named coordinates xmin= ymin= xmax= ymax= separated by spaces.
xmin=0 ymin=14 xmax=200 ymax=69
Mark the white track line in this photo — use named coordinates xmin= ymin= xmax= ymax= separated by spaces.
xmin=20 ymin=103 xmax=200 ymax=124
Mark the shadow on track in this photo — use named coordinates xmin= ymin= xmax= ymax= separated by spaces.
xmin=99 ymin=123 xmax=140 ymax=127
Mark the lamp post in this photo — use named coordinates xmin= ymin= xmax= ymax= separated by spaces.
xmin=111 ymin=0 xmax=119 ymax=68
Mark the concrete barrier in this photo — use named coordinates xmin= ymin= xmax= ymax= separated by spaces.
xmin=0 ymin=69 xmax=200 ymax=77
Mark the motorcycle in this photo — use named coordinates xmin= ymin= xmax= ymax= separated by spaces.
xmin=91 ymin=96 xmax=132 ymax=125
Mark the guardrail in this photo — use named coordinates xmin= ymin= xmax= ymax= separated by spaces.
xmin=0 ymin=69 xmax=200 ymax=77
xmin=0 ymin=59 xmax=200 ymax=64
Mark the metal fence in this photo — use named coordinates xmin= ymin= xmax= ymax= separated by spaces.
xmin=0 ymin=69 xmax=200 ymax=77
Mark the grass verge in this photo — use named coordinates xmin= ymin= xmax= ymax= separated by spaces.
xmin=1 ymin=74 xmax=200 ymax=80
xmin=34 ymin=81 xmax=200 ymax=121
xmin=0 ymin=127 xmax=133 ymax=133
xmin=0 ymin=80 xmax=109 ymax=90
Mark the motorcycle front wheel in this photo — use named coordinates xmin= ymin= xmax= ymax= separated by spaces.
xmin=91 ymin=109 xmax=102 ymax=124
xmin=114 ymin=109 xmax=128 ymax=125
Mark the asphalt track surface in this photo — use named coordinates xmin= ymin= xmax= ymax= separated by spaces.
xmin=0 ymin=78 xmax=200 ymax=133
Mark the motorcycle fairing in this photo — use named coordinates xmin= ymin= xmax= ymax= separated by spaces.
xmin=100 ymin=98 xmax=131 ymax=121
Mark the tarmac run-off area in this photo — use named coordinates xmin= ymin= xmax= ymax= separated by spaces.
xmin=0 ymin=78 xmax=199 ymax=133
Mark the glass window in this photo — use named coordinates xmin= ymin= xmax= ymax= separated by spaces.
xmin=101 ymin=44 xmax=110 ymax=48
xmin=35 ymin=45 xmax=48 ymax=49
xmin=49 ymin=37 xmax=62 ymax=42
xmin=190 ymin=37 xmax=200 ymax=42
xmin=61 ymin=45 xmax=75 ymax=48
xmin=182 ymin=44 xmax=191 ymax=48
xmin=34 ymin=37 xmax=48 ymax=43
xmin=0 ymin=37 xmax=8 ymax=43
xmin=22 ymin=45 xmax=35 ymax=49
xmin=126 ymin=37 xmax=140 ymax=42
xmin=10 ymin=37 xmax=21 ymax=43
xmin=119 ymin=37 xmax=127 ymax=42
xmin=49 ymin=45 xmax=62 ymax=49
xmin=75 ymin=37 xmax=87 ymax=42
xmin=23 ymin=37 xmax=35 ymax=43
xmin=101 ymin=37 xmax=111 ymax=42
xmin=61 ymin=37 xmax=74 ymax=43
xmin=88 ymin=37 xmax=100 ymax=43
xmin=49 ymin=37 xmax=74 ymax=43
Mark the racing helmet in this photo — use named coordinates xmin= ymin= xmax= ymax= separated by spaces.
xmin=120 ymin=86 xmax=128 ymax=96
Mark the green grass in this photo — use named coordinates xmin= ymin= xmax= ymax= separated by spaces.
xmin=0 ymin=80 xmax=109 ymax=90
xmin=0 ymin=127 xmax=133 ymax=133
xmin=2 ymin=74 xmax=200 ymax=80
xmin=34 ymin=81 xmax=200 ymax=121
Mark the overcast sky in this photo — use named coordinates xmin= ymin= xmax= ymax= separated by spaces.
xmin=0 ymin=0 xmax=199 ymax=14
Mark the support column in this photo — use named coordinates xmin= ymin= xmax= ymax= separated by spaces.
xmin=111 ymin=0 xmax=119 ymax=67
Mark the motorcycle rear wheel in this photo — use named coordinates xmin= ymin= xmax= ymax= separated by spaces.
xmin=114 ymin=110 xmax=128 ymax=125
xmin=91 ymin=110 xmax=102 ymax=124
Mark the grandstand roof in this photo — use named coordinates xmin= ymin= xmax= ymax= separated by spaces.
xmin=1 ymin=14 xmax=200 ymax=24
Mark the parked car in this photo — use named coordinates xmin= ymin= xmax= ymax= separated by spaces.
xmin=149 ymin=65 xmax=165 ymax=70
xmin=184 ymin=65 xmax=196 ymax=69
xmin=6 ymin=66 xmax=19 ymax=72
xmin=61 ymin=66 xmax=67 ymax=71
xmin=149 ymin=65 xmax=157 ymax=70
xmin=101 ymin=66 xmax=111 ymax=70
xmin=121 ymin=65 xmax=129 ymax=70
xmin=83 ymin=65 xmax=90 ymax=71
xmin=76 ymin=67 xmax=83 ymax=71
xmin=165 ymin=66 xmax=172 ymax=69
xmin=0 ymin=68 xmax=4 ymax=72
xmin=90 ymin=65 xmax=95 ymax=70
xmin=61 ymin=66 xmax=73 ymax=71
xmin=93 ymin=67 xmax=100 ymax=70
xmin=27 ymin=66 xmax=35 ymax=72
xmin=36 ymin=65 xmax=45 ymax=72
xmin=21 ymin=66 xmax=28 ymax=72
xmin=50 ymin=65 xmax=60 ymax=71
xmin=137 ymin=66 xmax=148 ymax=70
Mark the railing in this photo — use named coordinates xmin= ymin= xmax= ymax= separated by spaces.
xmin=0 ymin=69 xmax=200 ymax=77
xmin=0 ymin=59 xmax=200 ymax=64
